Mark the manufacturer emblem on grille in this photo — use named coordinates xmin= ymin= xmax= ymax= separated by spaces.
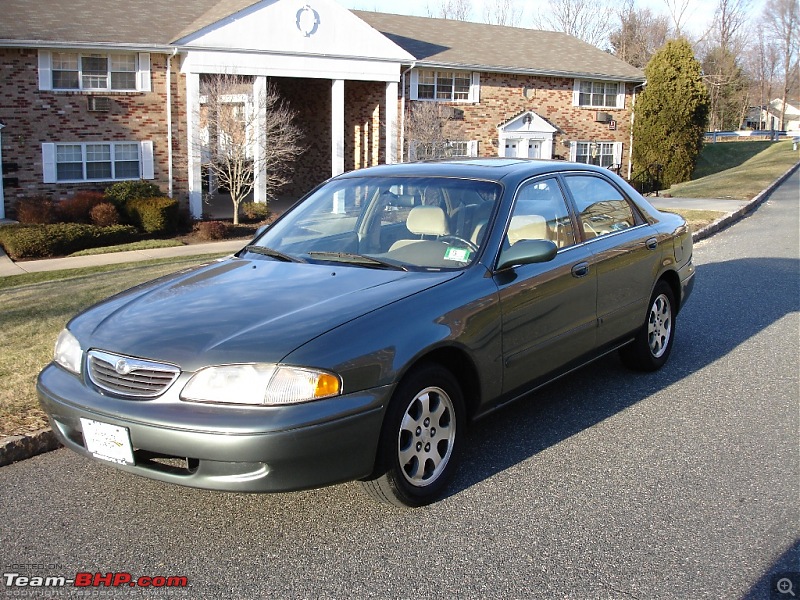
xmin=115 ymin=359 xmax=132 ymax=375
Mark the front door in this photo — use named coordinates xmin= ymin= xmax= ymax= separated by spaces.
xmin=526 ymin=140 xmax=540 ymax=158
xmin=495 ymin=177 xmax=596 ymax=394
xmin=504 ymin=139 xmax=519 ymax=158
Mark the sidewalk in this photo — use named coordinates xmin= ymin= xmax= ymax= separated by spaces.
xmin=0 ymin=238 xmax=245 ymax=277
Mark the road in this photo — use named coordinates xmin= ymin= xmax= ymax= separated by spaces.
xmin=1 ymin=171 xmax=798 ymax=599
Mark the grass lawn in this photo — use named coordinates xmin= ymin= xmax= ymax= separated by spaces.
xmin=69 ymin=238 xmax=185 ymax=257
xmin=666 ymin=140 xmax=799 ymax=199
xmin=0 ymin=255 xmax=226 ymax=438
xmin=666 ymin=209 xmax=726 ymax=232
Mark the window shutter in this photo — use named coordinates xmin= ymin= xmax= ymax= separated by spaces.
xmin=42 ymin=143 xmax=56 ymax=183
xmin=140 ymin=140 xmax=154 ymax=179
xmin=470 ymin=72 xmax=480 ymax=103
xmin=467 ymin=140 xmax=478 ymax=157
xmin=612 ymin=142 xmax=623 ymax=166
xmin=572 ymin=79 xmax=581 ymax=106
xmin=137 ymin=53 xmax=151 ymax=92
xmin=38 ymin=51 xmax=52 ymax=91
xmin=409 ymin=70 xmax=419 ymax=101
xmin=569 ymin=141 xmax=577 ymax=162
xmin=616 ymin=84 xmax=625 ymax=109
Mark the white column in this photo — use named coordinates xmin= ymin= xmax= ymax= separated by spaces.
xmin=253 ymin=75 xmax=267 ymax=204
xmin=0 ymin=123 xmax=5 ymax=220
xmin=385 ymin=81 xmax=398 ymax=164
xmin=331 ymin=79 xmax=345 ymax=177
xmin=186 ymin=72 xmax=203 ymax=219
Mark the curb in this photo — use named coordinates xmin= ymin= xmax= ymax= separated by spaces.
xmin=0 ymin=429 xmax=62 ymax=467
xmin=690 ymin=161 xmax=800 ymax=243
xmin=2 ymin=163 xmax=799 ymax=468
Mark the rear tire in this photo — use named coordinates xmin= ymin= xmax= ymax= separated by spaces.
xmin=361 ymin=364 xmax=465 ymax=508
xmin=620 ymin=281 xmax=676 ymax=371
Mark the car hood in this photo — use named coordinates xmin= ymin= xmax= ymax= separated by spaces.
xmin=69 ymin=257 xmax=460 ymax=371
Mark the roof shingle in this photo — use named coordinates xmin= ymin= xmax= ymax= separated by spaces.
xmin=355 ymin=11 xmax=644 ymax=81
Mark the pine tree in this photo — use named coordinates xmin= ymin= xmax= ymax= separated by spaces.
xmin=632 ymin=39 xmax=710 ymax=187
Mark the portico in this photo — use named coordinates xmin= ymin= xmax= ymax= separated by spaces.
xmin=175 ymin=0 xmax=412 ymax=217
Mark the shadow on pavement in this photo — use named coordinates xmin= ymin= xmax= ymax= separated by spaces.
xmin=449 ymin=255 xmax=799 ymax=496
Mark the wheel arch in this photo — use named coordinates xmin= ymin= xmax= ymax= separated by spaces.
xmin=658 ymin=269 xmax=682 ymax=314
xmin=404 ymin=346 xmax=482 ymax=422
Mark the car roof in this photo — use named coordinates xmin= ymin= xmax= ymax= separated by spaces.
xmin=336 ymin=158 xmax=614 ymax=183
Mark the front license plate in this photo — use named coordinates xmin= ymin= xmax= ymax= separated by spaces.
xmin=80 ymin=418 xmax=134 ymax=466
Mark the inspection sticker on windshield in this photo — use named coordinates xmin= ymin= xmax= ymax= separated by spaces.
xmin=80 ymin=418 xmax=134 ymax=465
xmin=444 ymin=247 xmax=471 ymax=262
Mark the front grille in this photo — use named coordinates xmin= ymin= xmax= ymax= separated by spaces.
xmin=87 ymin=350 xmax=180 ymax=398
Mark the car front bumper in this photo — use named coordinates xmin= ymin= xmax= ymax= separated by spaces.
xmin=37 ymin=363 xmax=390 ymax=493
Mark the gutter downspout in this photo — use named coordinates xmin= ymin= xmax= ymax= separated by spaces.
xmin=166 ymin=48 xmax=178 ymax=198
xmin=400 ymin=63 xmax=416 ymax=163
xmin=0 ymin=123 xmax=5 ymax=220
xmin=628 ymin=81 xmax=646 ymax=180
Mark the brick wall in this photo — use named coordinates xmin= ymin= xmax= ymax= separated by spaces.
xmin=400 ymin=71 xmax=633 ymax=162
xmin=0 ymin=48 xmax=636 ymax=217
xmin=0 ymin=48 xmax=183 ymax=217
xmin=346 ymin=81 xmax=385 ymax=172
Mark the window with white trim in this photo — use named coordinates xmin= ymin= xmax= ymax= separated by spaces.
xmin=409 ymin=140 xmax=478 ymax=160
xmin=42 ymin=141 xmax=154 ymax=183
xmin=39 ymin=51 xmax=150 ymax=92
xmin=411 ymin=70 xmax=479 ymax=102
xmin=572 ymin=142 xmax=622 ymax=169
xmin=51 ymin=52 xmax=136 ymax=90
xmin=573 ymin=79 xmax=624 ymax=109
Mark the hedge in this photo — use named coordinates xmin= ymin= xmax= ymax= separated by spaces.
xmin=124 ymin=197 xmax=179 ymax=234
xmin=104 ymin=181 xmax=164 ymax=205
xmin=0 ymin=224 xmax=138 ymax=259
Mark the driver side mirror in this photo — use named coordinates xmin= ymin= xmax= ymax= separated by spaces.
xmin=496 ymin=239 xmax=558 ymax=271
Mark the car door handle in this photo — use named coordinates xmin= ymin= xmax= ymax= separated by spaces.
xmin=646 ymin=237 xmax=658 ymax=250
xmin=571 ymin=262 xmax=590 ymax=278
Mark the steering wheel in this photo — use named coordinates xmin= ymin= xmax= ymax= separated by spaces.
xmin=439 ymin=235 xmax=479 ymax=253
xmin=582 ymin=221 xmax=599 ymax=237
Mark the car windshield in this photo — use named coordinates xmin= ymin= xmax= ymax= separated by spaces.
xmin=251 ymin=176 xmax=502 ymax=270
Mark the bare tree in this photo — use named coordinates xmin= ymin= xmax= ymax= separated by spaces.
xmin=426 ymin=0 xmax=472 ymax=20
xmin=743 ymin=32 xmax=780 ymax=127
xmin=198 ymin=74 xmax=304 ymax=224
xmin=763 ymin=0 xmax=800 ymax=129
xmin=610 ymin=0 xmax=672 ymax=68
xmin=662 ymin=0 xmax=692 ymax=37
xmin=532 ymin=0 xmax=612 ymax=48
xmin=406 ymin=102 xmax=467 ymax=160
xmin=699 ymin=0 xmax=751 ymax=130
xmin=483 ymin=0 xmax=523 ymax=26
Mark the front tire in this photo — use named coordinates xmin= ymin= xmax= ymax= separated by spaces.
xmin=361 ymin=364 xmax=465 ymax=508
xmin=620 ymin=281 xmax=676 ymax=371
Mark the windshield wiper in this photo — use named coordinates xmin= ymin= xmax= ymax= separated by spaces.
xmin=243 ymin=245 xmax=305 ymax=263
xmin=308 ymin=251 xmax=408 ymax=271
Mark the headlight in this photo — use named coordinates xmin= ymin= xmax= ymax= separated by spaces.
xmin=54 ymin=329 xmax=82 ymax=375
xmin=180 ymin=364 xmax=341 ymax=406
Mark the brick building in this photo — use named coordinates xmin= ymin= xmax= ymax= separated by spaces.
xmin=0 ymin=0 xmax=644 ymax=220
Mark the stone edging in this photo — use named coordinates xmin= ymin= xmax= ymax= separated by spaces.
xmin=2 ymin=161 xmax=798 ymax=468
xmin=0 ymin=429 xmax=62 ymax=467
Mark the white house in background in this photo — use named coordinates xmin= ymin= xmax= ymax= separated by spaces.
xmin=745 ymin=98 xmax=800 ymax=132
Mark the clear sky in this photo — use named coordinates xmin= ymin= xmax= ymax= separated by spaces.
xmin=340 ymin=0 xmax=732 ymax=40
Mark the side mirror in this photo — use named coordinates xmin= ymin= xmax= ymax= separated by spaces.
xmin=496 ymin=239 xmax=558 ymax=271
